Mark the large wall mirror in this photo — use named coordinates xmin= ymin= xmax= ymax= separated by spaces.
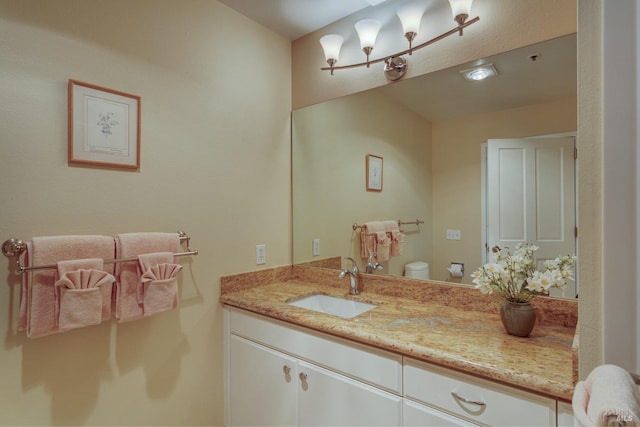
xmin=292 ymin=34 xmax=577 ymax=296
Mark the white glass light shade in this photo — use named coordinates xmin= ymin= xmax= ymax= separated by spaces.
xmin=396 ymin=3 xmax=426 ymax=36
xmin=355 ymin=19 xmax=381 ymax=50
xmin=448 ymin=0 xmax=473 ymax=19
xmin=319 ymin=34 xmax=344 ymax=63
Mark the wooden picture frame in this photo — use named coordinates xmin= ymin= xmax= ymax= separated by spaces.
xmin=68 ymin=79 xmax=141 ymax=169
xmin=366 ymin=154 xmax=383 ymax=191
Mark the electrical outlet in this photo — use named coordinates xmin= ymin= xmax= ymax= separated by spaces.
xmin=312 ymin=239 xmax=320 ymax=256
xmin=256 ymin=244 xmax=266 ymax=265
xmin=446 ymin=229 xmax=461 ymax=240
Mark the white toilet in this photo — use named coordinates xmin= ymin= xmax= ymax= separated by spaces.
xmin=404 ymin=261 xmax=430 ymax=280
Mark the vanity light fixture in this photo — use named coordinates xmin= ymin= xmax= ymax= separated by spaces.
xmin=319 ymin=0 xmax=478 ymax=81
xmin=460 ymin=63 xmax=498 ymax=81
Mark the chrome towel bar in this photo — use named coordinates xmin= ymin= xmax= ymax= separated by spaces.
xmin=352 ymin=219 xmax=424 ymax=231
xmin=2 ymin=231 xmax=198 ymax=273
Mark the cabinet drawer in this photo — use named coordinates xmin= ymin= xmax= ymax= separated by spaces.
xmin=404 ymin=358 xmax=556 ymax=426
xmin=228 ymin=307 xmax=402 ymax=394
xmin=403 ymin=399 xmax=480 ymax=427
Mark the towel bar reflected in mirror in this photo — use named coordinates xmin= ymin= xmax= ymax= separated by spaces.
xmin=352 ymin=219 xmax=424 ymax=231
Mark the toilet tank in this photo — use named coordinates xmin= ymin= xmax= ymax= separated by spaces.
xmin=404 ymin=262 xmax=430 ymax=280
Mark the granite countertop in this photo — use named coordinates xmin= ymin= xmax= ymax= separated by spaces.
xmin=220 ymin=265 xmax=578 ymax=402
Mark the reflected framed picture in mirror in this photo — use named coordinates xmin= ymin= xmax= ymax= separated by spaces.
xmin=366 ymin=154 xmax=383 ymax=192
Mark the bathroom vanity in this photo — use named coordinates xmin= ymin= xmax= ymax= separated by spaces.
xmin=221 ymin=265 xmax=578 ymax=426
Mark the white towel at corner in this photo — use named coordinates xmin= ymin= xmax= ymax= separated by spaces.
xmin=572 ymin=364 xmax=640 ymax=426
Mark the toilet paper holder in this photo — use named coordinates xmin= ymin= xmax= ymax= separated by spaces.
xmin=448 ymin=262 xmax=464 ymax=277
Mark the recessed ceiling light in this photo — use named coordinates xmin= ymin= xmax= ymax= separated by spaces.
xmin=460 ymin=64 xmax=498 ymax=81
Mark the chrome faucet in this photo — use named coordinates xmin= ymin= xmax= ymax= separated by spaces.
xmin=365 ymin=251 xmax=384 ymax=274
xmin=338 ymin=257 xmax=360 ymax=295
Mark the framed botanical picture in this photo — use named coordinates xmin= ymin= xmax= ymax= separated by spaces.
xmin=366 ymin=154 xmax=383 ymax=191
xmin=68 ymin=79 xmax=141 ymax=169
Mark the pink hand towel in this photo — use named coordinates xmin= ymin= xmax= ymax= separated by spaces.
xmin=375 ymin=231 xmax=391 ymax=262
xmin=136 ymin=252 xmax=175 ymax=303
xmin=383 ymin=220 xmax=405 ymax=257
xmin=54 ymin=268 xmax=115 ymax=332
xmin=391 ymin=231 xmax=405 ymax=256
xmin=572 ymin=364 xmax=640 ymax=426
xmin=57 ymin=258 xmax=113 ymax=322
xmin=140 ymin=262 xmax=182 ymax=317
xmin=359 ymin=221 xmax=385 ymax=259
xmin=23 ymin=235 xmax=115 ymax=338
xmin=115 ymin=233 xmax=180 ymax=322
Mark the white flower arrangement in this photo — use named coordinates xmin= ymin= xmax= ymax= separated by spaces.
xmin=471 ymin=243 xmax=576 ymax=303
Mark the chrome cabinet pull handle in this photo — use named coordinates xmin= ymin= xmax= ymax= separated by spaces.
xmin=451 ymin=391 xmax=486 ymax=407
xmin=282 ymin=365 xmax=291 ymax=375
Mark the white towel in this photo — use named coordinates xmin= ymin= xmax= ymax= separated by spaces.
xmin=572 ymin=364 xmax=640 ymax=426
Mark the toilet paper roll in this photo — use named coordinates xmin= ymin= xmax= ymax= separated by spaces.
xmin=448 ymin=263 xmax=464 ymax=277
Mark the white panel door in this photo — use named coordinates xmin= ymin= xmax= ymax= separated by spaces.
xmin=487 ymin=137 xmax=576 ymax=297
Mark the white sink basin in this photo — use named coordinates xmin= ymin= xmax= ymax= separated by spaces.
xmin=288 ymin=294 xmax=377 ymax=319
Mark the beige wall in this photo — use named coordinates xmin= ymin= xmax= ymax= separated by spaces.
xmin=0 ymin=1 xmax=290 ymax=426
xmin=431 ymin=98 xmax=577 ymax=283
xmin=292 ymin=90 xmax=432 ymax=277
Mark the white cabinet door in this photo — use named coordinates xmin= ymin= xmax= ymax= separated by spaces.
xmin=298 ymin=360 xmax=402 ymax=427
xmin=403 ymin=399 xmax=480 ymax=427
xmin=229 ymin=335 xmax=298 ymax=426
